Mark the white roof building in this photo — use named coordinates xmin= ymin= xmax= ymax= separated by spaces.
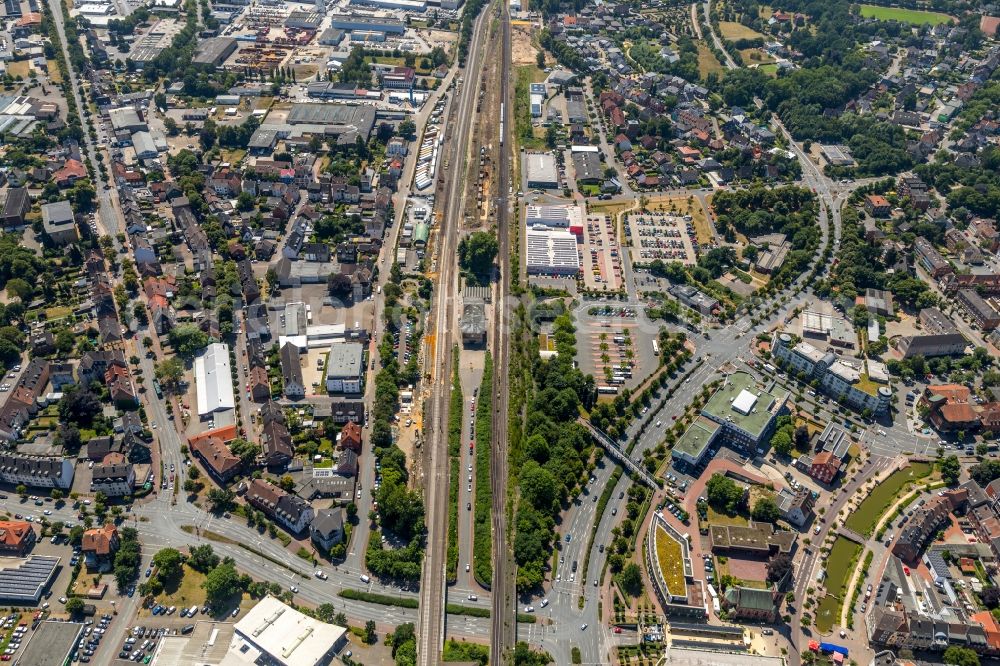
xmin=525 ymin=204 xmax=582 ymax=230
xmin=225 ymin=596 xmax=347 ymax=666
xmin=195 ymin=343 xmax=235 ymax=416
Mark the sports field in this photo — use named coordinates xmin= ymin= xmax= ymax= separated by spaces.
xmin=859 ymin=4 xmax=952 ymax=25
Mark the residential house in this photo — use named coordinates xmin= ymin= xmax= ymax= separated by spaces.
xmin=191 ymin=436 xmax=242 ymax=483
xmin=280 ymin=343 xmax=305 ymax=399
xmin=90 ymin=463 xmax=135 ymax=497
xmin=81 ymin=524 xmax=119 ymax=571
xmin=310 ymin=508 xmax=344 ymax=551
xmin=245 ymin=478 xmax=314 ymax=535
xmin=0 ymin=521 xmax=35 ymax=555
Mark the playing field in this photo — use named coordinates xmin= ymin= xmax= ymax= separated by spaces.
xmin=718 ymin=21 xmax=765 ymax=41
xmin=859 ymin=4 xmax=952 ymax=25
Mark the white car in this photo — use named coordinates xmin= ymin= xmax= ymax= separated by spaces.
xmin=524 ymin=606 xmax=534 ymax=613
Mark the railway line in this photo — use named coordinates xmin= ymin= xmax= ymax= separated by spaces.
xmin=489 ymin=0 xmax=515 ymax=663
xmin=415 ymin=5 xmax=494 ymax=665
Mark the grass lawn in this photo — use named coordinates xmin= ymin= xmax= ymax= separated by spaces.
xmin=740 ymin=48 xmax=775 ymax=64
xmin=654 ymin=524 xmax=685 ymax=597
xmin=47 ymin=62 xmax=62 ymax=83
xmin=696 ymin=42 xmax=726 ymax=80
xmin=707 ymin=506 xmax=749 ymax=527
xmin=759 ymin=63 xmax=779 ymax=77
xmin=44 ymin=305 xmax=72 ymax=319
xmin=719 ymin=21 xmax=765 ymax=41
xmin=514 ymin=65 xmax=547 ymax=150
xmin=859 ymin=4 xmax=952 ymax=24
xmin=7 ymin=61 xmax=32 ymax=78
xmin=815 ymin=536 xmax=862 ymax=633
xmin=221 ymin=149 xmax=246 ymax=165
xmin=845 ymin=462 xmax=932 ymax=536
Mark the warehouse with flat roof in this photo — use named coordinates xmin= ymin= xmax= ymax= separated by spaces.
xmin=526 ymin=152 xmax=559 ymax=189
xmin=525 ymin=228 xmax=579 ymax=275
xmin=195 ymin=343 xmax=235 ymax=416
xmin=16 ymin=620 xmax=83 ymax=666
xmin=326 ymin=343 xmax=364 ymax=394
xmin=192 ymin=36 xmax=238 ymax=67
xmin=230 ymin=596 xmax=347 ymax=666
xmin=0 ymin=555 xmax=60 ymax=603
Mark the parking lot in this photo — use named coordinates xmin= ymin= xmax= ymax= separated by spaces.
xmin=581 ymin=213 xmax=624 ymax=291
xmin=624 ymin=212 xmax=698 ymax=266
xmin=574 ymin=306 xmax=658 ymax=392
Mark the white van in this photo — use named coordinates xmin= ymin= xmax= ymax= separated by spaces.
xmin=360 ymin=574 xmax=371 ymax=584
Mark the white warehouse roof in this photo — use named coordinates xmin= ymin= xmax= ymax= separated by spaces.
xmin=525 ymin=228 xmax=580 ymax=275
xmin=228 ymin=596 xmax=347 ymax=666
xmin=195 ymin=342 xmax=235 ymax=416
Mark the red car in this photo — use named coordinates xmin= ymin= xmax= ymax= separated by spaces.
xmin=2 ymin=654 xmax=11 ymax=661
xmin=613 ymin=627 xmax=622 ymax=634
xmin=903 ymin=566 xmax=910 ymax=576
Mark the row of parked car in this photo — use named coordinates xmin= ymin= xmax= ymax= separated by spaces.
xmin=0 ymin=619 xmax=27 ymax=661
xmin=72 ymin=613 xmax=113 ymax=663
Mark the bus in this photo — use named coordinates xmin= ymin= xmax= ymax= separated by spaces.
xmin=652 ymin=339 xmax=660 ymax=356
xmin=597 ymin=386 xmax=619 ymax=395
xmin=152 ymin=379 xmax=163 ymax=399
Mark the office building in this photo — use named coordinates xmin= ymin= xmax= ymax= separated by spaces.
xmin=325 ymin=343 xmax=364 ymax=394
xmin=229 ymin=596 xmax=347 ymax=666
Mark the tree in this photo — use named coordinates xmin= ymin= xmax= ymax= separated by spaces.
xmin=397 ymin=119 xmax=416 ymax=140
xmin=618 ymin=563 xmax=642 ymax=597
xmin=154 ymin=357 xmax=185 ymax=388
xmin=771 ymin=429 xmax=793 ymax=455
xmin=391 ymin=622 xmax=415 ymax=657
xmin=519 ymin=461 xmax=556 ymax=511
xmin=705 ymin=474 xmax=744 ymax=513
xmin=151 ymin=548 xmax=185 ymax=580
xmin=364 ymin=619 xmax=377 ymax=644
xmin=168 ymin=324 xmax=209 ymax=357
xmin=207 ymin=487 xmax=234 ymax=513
xmin=50 ymin=488 xmax=63 ymax=501
xmin=457 ymin=231 xmax=499 ymax=283
xmin=236 ymin=191 xmax=255 ymax=212
xmin=943 ymin=646 xmax=980 ymax=666
xmin=767 ymin=552 xmax=793 ymax=583
xmin=536 ymin=50 xmax=545 ymax=68
xmin=278 ymin=475 xmax=295 ymax=492
xmin=15 ymin=484 xmax=27 ymax=497
xmin=202 ymin=561 xmax=242 ymax=603
xmin=981 ymin=586 xmax=1000 ymax=609
xmin=65 ymin=597 xmax=85 ymax=616
xmin=229 ymin=438 xmax=261 ymax=467
xmin=793 ymin=425 xmax=810 ymax=450
xmin=752 ymin=497 xmax=780 ymax=523
xmin=59 ymin=386 xmax=102 ymax=425
xmin=5 ymin=278 xmax=31 ymax=301
xmin=941 ymin=455 xmax=961 ymax=485
xmin=188 ymin=544 xmax=220 ymax=573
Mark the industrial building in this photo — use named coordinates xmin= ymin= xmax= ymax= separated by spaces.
xmin=284 ymin=9 xmax=323 ymax=29
xmin=192 ymin=36 xmax=238 ymax=67
xmin=195 ymin=342 xmax=236 ymax=416
xmin=108 ymin=106 xmax=146 ymax=133
xmin=525 ymin=228 xmax=580 ymax=276
xmin=0 ymin=555 xmax=60 ymax=604
xmin=325 ymin=343 xmax=364 ymax=394
xmin=572 ymin=151 xmax=602 ymax=184
xmin=328 ymin=13 xmax=405 ymax=34
xmin=230 ymin=596 xmax=348 ymax=666
xmin=672 ymin=371 xmax=789 ymax=467
xmin=525 ymin=152 xmax=559 ymax=189
xmin=131 ymin=130 xmax=158 ymax=159
xmin=15 ymin=619 xmax=82 ymax=666
xmin=525 ymin=204 xmax=583 ymax=233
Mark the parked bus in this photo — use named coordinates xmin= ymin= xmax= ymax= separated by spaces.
xmin=652 ymin=339 xmax=660 ymax=356
xmin=597 ymin=386 xmax=619 ymax=395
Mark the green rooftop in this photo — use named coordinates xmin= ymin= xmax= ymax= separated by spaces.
xmin=701 ymin=371 xmax=786 ymax=439
xmin=673 ymin=415 xmax=721 ymax=463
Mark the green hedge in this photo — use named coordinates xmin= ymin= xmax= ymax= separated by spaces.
xmin=473 ymin=353 xmax=494 ymax=587
xmin=338 ymin=588 xmax=418 ymax=609
xmin=447 ymin=346 xmax=463 ymax=583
